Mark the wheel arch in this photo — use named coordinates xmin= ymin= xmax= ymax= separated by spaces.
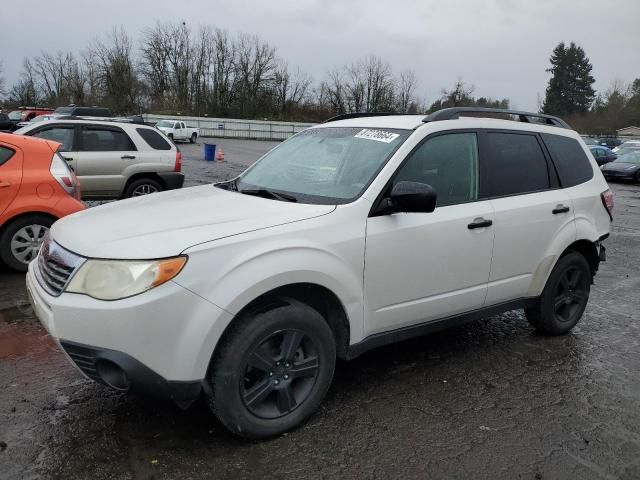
xmin=121 ymin=172 xmax=166 ymax=196
xmin=0 ymin=211 xmax=58 ymax=236
xmin=208 ymin=283 xmax=352 ymax=377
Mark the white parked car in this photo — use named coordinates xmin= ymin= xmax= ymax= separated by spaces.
xmin=27 ymin=108 xmax=612 ymax=439
xmin=156 ymin=120 xmax=199 ymax=143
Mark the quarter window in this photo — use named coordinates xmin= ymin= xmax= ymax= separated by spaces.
xmin=542 ymin=134 xmax=594 ymax=187
xmin=31 ymin=126 xmax=75 ymax=151
xmin=136 ymin=128 xmax=172 ymax=150
xmin=80 ymin=127 xmax=136 ymax=152
xmin=0 ymin=146 xmax=15 ymax=166
xmin=483 ymin=132 xmax=549 ymax=197
xmin=393 ymin=132 xmax=479 ymax=206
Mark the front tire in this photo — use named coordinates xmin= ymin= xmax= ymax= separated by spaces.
xmin=208 ymin=298 xmax=336 ymax=439
xmin=0 ymin=215 xmax=54 ymax=272
xmin=525 ymin=251 xmax=591 ymax=335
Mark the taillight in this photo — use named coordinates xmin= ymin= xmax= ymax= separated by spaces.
xmin=601 ymin=189 xmax=614 ymax=221
xmin=175 ymin=150 xmax=182 ymax=172
xmin=51 ymin=153 xmax=80 ymax=199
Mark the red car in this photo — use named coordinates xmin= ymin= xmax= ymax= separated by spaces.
xmin=0 ymin=133 xmax=84 ymax=271
xmin=8 ymin=107 xmax=55 ymax=130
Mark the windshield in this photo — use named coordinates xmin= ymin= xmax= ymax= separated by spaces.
xmin=616 ymin=146 xmax=640 ymax=156
xmin=156 ymin=120 xmax=173 ymax=128
xmin=30 ymin=115 xmax=50 ymax=124
xmin=615 ymin=151 xmax=640 ymax=165
xmin=8 ymin=111 xmax=24 ymax=120
xmin=226 ymin=126 xmax=410 ymax=204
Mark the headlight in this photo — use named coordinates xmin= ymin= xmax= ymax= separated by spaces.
xmin=66 ymin=256 xmax=187 ymax=300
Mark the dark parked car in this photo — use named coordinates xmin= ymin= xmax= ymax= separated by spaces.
xmin=597 ymin=137 xmax=623 ymax=149
xmin=589 ymin=145 xmax=617 ymax=166
xmin=52 ymin=105 xmax=112 ymax=118
xmin=601 ymin=151 xmax=640 ymax=182
xmin=0 ymin=113 xmax=13 ymax=131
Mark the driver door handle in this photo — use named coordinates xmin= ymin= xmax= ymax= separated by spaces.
xmin=468 ymin=218 xmax=493 ymax=229
xmin=121 ymin=155 xmax=136 ymax=160
xmin=0 ymin=180 xmax=10 ymax=188
xmin=552 ymin=205 xmax=570 ymax=214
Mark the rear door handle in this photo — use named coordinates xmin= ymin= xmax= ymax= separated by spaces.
xmin=468 ymin=218 xmax=493 ymax=229
xmin=62 ymin=156 xmax=73 ymax=162
xmin=0 ymin=180 xmax=10 ymax=188
xmin=552 ymin=205 xmax=570 ymax=214
xmin=121 ymin=155 xmax=136 ymax=160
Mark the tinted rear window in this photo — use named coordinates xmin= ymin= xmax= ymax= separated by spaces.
xmin=0 ymin=146 xmax=15 ymax=166
xmin=542 ymin=134 xmax=594 ymax=187
xmin=482 ymin=132 xmax=550 ymax=197
xmin=137 ymin=128 xmax=172 ymax=150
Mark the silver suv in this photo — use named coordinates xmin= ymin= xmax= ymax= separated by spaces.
xmin=16 ymin=119 xmax=184 ymax=199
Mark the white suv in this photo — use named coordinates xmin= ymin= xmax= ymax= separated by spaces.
xmin=27 ymin=108 xmax=613 ymax=439
xmin=16 ymin=119 xmax=184 ymax=199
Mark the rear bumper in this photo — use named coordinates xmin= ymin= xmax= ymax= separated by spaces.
xmin=158 ymin=172 xmax=185 ymax=190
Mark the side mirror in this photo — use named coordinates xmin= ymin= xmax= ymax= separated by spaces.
xmin=378 ymin=181 xmax=437 ymax=215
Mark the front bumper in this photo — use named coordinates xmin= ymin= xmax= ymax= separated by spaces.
xmin=60 ymin=340 xmax=202 ymax=405
xmin=158 ymin=172 xmax=185 ymax=191
xmin=26 ymin=262 xmax=233 ymax=402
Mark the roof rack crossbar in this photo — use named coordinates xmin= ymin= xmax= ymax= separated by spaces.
xmin=422 ymin=107 xmax=570 ymax=129
xmin=324 ymin=112 xmax=395 ymax=123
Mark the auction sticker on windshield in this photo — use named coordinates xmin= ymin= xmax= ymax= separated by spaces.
xmin=354 ymin=129 xmax=400 ymax=143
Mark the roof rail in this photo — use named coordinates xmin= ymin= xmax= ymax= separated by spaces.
xmin=324 ymin=112 xmax=395 ymax=123
xmin=422 ymin=107 xmax=571 ymax=129
xmin=56 ymin=115 xmax=147 ymax=125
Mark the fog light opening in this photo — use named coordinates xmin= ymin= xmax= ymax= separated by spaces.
xmin=95 ymin=359 xmax=130 ymax=391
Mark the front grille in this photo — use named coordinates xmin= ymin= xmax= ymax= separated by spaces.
xmin=60 ymin=341 xmax=101 ymax=382
xmin=35 ymin=233 xmax=84 ymax=296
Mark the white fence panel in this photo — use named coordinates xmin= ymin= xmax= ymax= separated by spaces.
xmin=143 ymin=114 xmax=316 ymax=141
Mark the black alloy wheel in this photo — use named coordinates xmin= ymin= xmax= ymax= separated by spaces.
xmin=208 ymin=298 xmax=336 ymax=439
xmin=525 ymin=251 xmax=592 ymax=335
xmin=551 ymin=265 xmax=589 ymax=324
xmin=241 ymin=329 xmax=320 ymax=419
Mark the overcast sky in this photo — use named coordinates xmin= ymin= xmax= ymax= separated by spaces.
xmin=3 ymin=0 xmax=639 ymax=110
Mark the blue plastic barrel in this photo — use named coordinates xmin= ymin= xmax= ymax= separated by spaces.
xmin=204 ymin=143 xmax=216 ymax=161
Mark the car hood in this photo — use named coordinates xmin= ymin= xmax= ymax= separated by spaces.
xmin=602 ymin=162 xmax=640 ymax=172
xmin=51 ymin=185 xmax=335 ymax=259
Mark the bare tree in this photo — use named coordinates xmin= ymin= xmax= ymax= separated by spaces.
xmin=90 ymin=27 xmax=140 ymax=113
xmin=396 ymin=69 xmax=417 ymax=113
xmin=319 ymin=68 xmax=347 ymax=114
xmin=233 ymin=33 xmax=276 ymax=117
xmin=8 ymin=58 xmax=41 ymax=105
xmin=0 ymin=60 xmax=5 ymax=98
xmin=273 ymin=62 xmax=312 ymax=117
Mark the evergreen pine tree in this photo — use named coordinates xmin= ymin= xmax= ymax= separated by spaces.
xmin=541 ymin=42 xmax=596 ymax=116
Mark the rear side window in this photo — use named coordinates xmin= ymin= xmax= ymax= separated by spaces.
xmin=80 ymin=126 xmax=136 ymax=151
xmin=137 ymin=128 xmax=172 ymax=150
xmin=542 ymin=134 xmax=594 ymax=187
xmin=0 ymin=146 xmax=15 ymax=166
xmin=31 ymin=126 xmax=75 ymax=151
xmin=483 ymin=132 xmax=549 ymax=197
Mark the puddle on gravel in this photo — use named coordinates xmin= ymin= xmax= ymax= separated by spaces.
xmin=0 ymin=306 xmax=57 ymax=360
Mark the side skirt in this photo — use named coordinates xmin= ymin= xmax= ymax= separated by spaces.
xmin=345 ymin=297 xmax=539 ymax=360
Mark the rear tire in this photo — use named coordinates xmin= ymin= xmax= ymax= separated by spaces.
xmin=0 ymin=215 xmax=54 ymax=272
xmin=190 ymin=133 xmax=197 ymax=143
xmin=525 ymin=251 xmax=591 ymax=335
xmin=123 ymin=177 xmax=163 ymax=198
xmin=208 ymin=298 xmax=336 ymax=439
xmin=635 ymin=171 xmax=640 ymax=184
xmin=167 ymin=133 xmax=174 ymax=142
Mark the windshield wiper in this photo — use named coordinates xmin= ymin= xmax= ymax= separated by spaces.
xmin=238 ymin=187 xmax=298 ymax=202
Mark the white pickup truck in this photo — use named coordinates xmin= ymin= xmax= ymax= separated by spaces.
xmin=156 ymin=120 xmax=199 ymax=143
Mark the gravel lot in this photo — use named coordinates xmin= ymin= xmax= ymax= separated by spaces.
xmin=1 ymin=139 xmax=639 ymax=479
